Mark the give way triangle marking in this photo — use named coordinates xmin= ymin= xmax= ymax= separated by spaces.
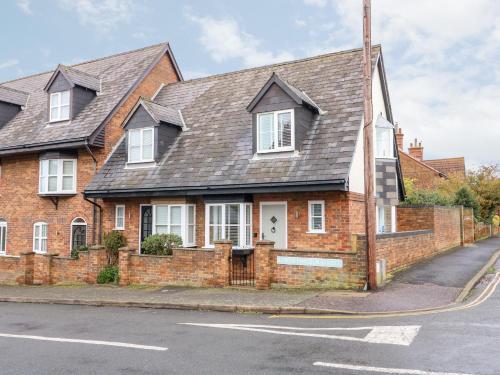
xmin=179 ymin=323 xmax=421 ymax=346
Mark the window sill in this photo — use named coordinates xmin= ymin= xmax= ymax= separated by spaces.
xmin=48 ymin=119 xmax=71 ymax=125
xmin=114 ymin=228 xmax=125 ymax=231
xmin=252 ymin=150 xmax=300 ymax=160
xmin=38 ymin=192 xmax=76 ymax=197
xmin=125 ymin=161 xmax=157 ymax=169
xmin=307 ymin=230 xmax=327 ymax=234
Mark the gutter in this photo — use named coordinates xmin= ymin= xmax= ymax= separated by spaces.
xmin=84 ymin=179 xmax=347 ymax=199
xmin=83 ymin=195 xmax=103 ymax=245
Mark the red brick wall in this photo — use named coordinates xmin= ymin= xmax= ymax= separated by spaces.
xmin=269 ymin=247 xmax=367 ymax=289
xmin=462 ymin=208 xmax=474 ymax=245
xmin=0 ymin=255 xmax=24 ymax=284
xmin=474 ymin=222 xmax=491 ymax=241
xmin=101 ymin=192 xmax=363 ymax=252
xmin=0 ymin=53 xmax=179 ymax=256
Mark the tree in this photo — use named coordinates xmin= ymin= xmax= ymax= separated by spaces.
xmin=454 ymin=186 xmax=480 ymax=218
xmin=467 ymin=164 xmax=500 ymax=223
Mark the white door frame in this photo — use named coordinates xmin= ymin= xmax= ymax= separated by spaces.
xmin=259 ymin=201 xmax=288 ymax=249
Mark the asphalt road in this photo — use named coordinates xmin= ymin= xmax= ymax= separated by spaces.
xmin=0 ymin=277 xmax=499 ymax=374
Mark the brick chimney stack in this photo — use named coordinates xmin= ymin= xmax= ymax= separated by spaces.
xmin=395 ymin=123 xmax=404 ymax=150
xmin=408 ymin=138 xmax=424 ymax=160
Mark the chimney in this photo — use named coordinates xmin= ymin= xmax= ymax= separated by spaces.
xmin=408 ymin=138 xmax=424 ymax=160
xmin=395 ymin=123 xmax=404 ymax=150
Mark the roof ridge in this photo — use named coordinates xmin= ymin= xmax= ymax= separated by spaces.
xmin=424 ymin=157 xmax=464 ymax=162
xmin=0 ymin=42 xmax=168 ymax=86
xmin=61 ymin=64 xmax=100 ymax=79
xmin=168 ymin=44 xmax=381 ymax=86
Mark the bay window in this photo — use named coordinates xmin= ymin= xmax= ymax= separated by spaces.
xmin=376 ymin=126 xmax=394 ymax=158
xmin=128 ymin=128 xmax=154 ymax=163
xmin=49 ymin=91 xmax=70 ymax=122
xmin=39 ymin=159 xmax=76 ymax=194
xmin=257 ymin=109 xmax=294 ymax=153
xmin=153 ymin=204 xmax=196 ymax=247
xmin=205 ymin=203 xmax=252 ymax=248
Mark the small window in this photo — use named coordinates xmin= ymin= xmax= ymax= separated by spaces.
xmin=0 ymin=219 xmax=7 ymax=254
xmin=376 ymin=127 xmax=393 ymax=158
xmin=205 ymin=203 xmax=252 ymax=248
xmin=152 ymin=204 xmax=196 ymax=246
xmin=71 ymin=218 xmax=87 ymax=251
xmin=257 ymin=109 xmax=294 ymax=153
xmin=33 ymin=222 xmax=48 ymax=253
xmin=115 ymin=205 xmax=125 ymax=230
xmin=39 ymin=159 xmax=76 ymax=194
xmin=128 ymin=128 xmax=154 ymax=163
xmin=308 ymin=201 xmax=325 ymax=233
xmin=49 ymin=91 xmax=70 ymax=122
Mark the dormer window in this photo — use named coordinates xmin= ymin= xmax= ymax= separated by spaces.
xmin=375 ymin=115 xmax=395 ymax=158
xmin=49 ymin=91 xmax=70 ymax=122
xmin=257 ymin=109 xmax=294 ymax=153
xmin=39 ymin=158 xmax=76 ymax=195
xmin=128 ymin=128 xmax=154 ymax=163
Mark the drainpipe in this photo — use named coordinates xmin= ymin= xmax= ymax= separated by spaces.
xmin=84 ymin=140 xmax=102 ymax=244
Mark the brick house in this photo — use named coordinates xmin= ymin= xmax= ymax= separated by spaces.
xmin=83 ymin=44 xmax=404 ymax=256
xmin=395 ymin=127 xmax=466 ymax=190
xmin=0 ymin=43 xmax=182 ymax=256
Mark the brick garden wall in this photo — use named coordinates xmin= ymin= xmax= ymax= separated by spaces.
xmin=462 ymin=208 xmax=474 ymax=245
xmin=0 ymin=255 xmax=25 ymax=284
xmin=474 ymin=222 xmax=492 ymax=241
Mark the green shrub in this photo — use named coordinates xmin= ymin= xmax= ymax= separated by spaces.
xmin=70 ymin=245 xmax=88 ymax=259
xmin=97 ymin=266 xmax=119 ymax=284
xmin=402 ymin=189 xmax=454 ymax=206
xmin=103 ymin=231 xmax=127 ymax=265
xmin=141 ymin=233 xmax=183 ymax=256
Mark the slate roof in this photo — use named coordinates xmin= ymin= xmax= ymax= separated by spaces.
xmin=86 ymin=46 xmax=385 ymax=196
xmin=0 ymin=85 xmax=29 ymax=106
xmin=0 ymin=43 xmax=177 ymax=154
xmin=424 ymin=157 xmax=466 ymax=177
xmin=141 ymin=99 xmax=184 ymax=127
xmin=44 ymin=65 xmax=101 ymax=92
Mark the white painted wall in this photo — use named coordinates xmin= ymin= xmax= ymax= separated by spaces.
xmin=348 ymin=61 xmax=388 ymax=193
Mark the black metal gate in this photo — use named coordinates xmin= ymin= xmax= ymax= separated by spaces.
xmin=230 ymin=249 xmax=255 ymax=286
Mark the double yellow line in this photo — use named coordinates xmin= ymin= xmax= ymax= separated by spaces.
xmin=270 ymin=272 xmax=500 ymax=320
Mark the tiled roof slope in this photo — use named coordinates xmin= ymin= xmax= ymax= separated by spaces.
xmin=0 ymin=85 xmax=29 ymax=106
xmin=86 ymin=46 xmax=383 ymax=193
xmin=51 ymin=65 xmax=101 ymax=92
xmin=424 ymin=157 xmax=466 ymax=177
xmin=0 ymin=43 xmax=169 ymax=152
xmin=141 ymin=99 xmax=183 ymax=127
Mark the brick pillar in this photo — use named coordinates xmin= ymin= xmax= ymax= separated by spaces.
xmin=255 ymin=240 xmax=274 ymax=290
xmin=118 ymin=247 xmax=135 ymax=286
xmin=213 ymin=240 xmax=232 ymax=287
xmin=34 ymin=253 xmax=54 ymax=285
xmin=87 ymin=245 xmax=107 ymax=284
xmin=19 ymin=252 xmax=35 ymax=285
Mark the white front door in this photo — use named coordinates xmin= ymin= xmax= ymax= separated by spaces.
xmin=260 ymin=203 xmax=287 ymax=249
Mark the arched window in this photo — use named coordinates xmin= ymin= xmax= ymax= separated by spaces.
xmin=33 ymin=222 xmax=48 ymax=253
xmin=71 ymin=218 xmax=87 ymax=251
xmin=0 ymin=219 xmax=7 ymax=254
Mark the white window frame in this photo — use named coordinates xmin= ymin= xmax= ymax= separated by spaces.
xmin=256 ymin=109 xmax=295 ymax=153
xmin=375 ymin=126 xmax=394 ymax=158
xmin=308 ymin=200 xmax=326 ymax=233
xmin=39 ymin=159 xmax=77 ymax=195
xmin=151 ymin=204 xmax=196 ymax=247
xmin=70 ymin=217 xmax=87 ymax=251
xmin=128 ymin=127 xmax=155 ymax=164
xmin=115 ymin=205 xmax=125 ymax=230
xmin=0 ymin=219 xmax=7 ymax=254
xmin=376 ymin=205 xmax=396 ymax=234
xmin=49 ymin=91 xmax=70 ymax=122
xmin=33 ymin=222 xmax=48 ymax=254
xmin=204 ymin=203 xmax=253 ymax=249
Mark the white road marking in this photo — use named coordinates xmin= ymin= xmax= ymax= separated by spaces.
xmin=313 ymin=362 xmax=476 ymax=375
xmin=0 ymin=333 xmax=168 ymax=351
xmin=179 ymin=323 xmax=420 ymax=346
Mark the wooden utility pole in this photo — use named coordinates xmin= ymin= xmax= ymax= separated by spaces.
xmin=362 ymin=0 xmax=377 ymax=290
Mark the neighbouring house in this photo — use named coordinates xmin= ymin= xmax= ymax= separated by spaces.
xmin=0 ymin=43 xmax=182 ymax=256
xmin=84 ymin=44 xmax=404 ymax=255
xmin=395 ymin=127 xmax=466 ymax=189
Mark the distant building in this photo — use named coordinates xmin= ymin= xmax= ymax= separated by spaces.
xmin=395 ymin=127 xmax=466 ymax=190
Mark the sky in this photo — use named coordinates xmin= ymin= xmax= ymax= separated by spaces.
xmin=1 ymin=0 xmax=499 ymax=168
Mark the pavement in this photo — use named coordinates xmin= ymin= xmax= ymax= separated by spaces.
xmin=0 ymin=260 xmax=499 ymax=374
xmin=0 ymin=236 xmax=498 ymax=315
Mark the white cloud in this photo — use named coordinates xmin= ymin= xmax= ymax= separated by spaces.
xmin=0 ymin=59 xmax=19 ymax=70
xmin=187 ymin=14 xmax=294 ymax=67
xmin=303 ymin=0 xmax=500 ymax=167
xmin=57 ymin=0 xmax=134 ymax=34
xmin=295 ymin=19 xmax=307 ymax=28
xmin=16 ymin=0 xmax=32 ymax=15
